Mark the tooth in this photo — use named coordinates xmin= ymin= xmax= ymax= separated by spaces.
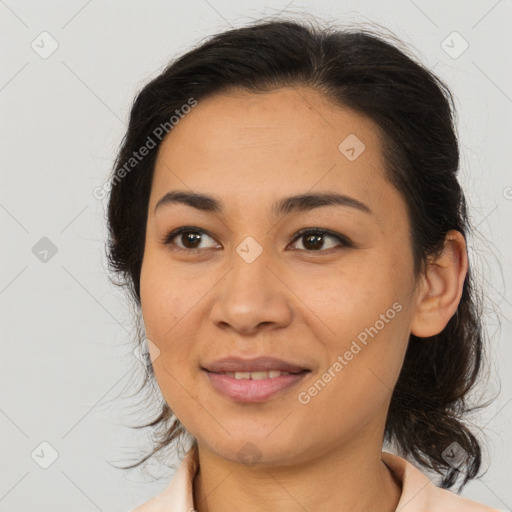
xmin=228 ymin=370 xmax=292 ymax=380
xmin=250 ymin=371 xmax=268 ymax=380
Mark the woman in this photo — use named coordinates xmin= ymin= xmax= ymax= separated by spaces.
xmin=107 ymin=18 xmax=500 ymax=512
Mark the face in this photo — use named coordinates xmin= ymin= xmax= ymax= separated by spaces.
xmin=140 ymin=86 xmax=420 ymax=465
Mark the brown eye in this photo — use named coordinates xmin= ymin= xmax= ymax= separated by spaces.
xmin=290 ymin=228 xmax=351 ymax=252
xmin=162 ymin=227 xmax=220 ymax=251
xmin=178 ymin=231 xmax=202 ymax=249
xmin=161 ymin=226 xmax=351 ymax=253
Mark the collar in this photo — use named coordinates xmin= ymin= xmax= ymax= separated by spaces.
xmin=133 ymin=445 xmax=498 ymax=511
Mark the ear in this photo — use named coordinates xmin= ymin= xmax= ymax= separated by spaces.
xmin=410 ymin=230 xmax=468 ymax=338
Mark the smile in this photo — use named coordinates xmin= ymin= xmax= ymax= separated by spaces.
xmin=204 ymin=369 xmax=309 ymax=402
xmin=221 ymin=370 xmax=297 ymax=379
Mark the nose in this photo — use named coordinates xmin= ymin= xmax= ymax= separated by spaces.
xmin=209 ymin=243 xmax=293 ymax=336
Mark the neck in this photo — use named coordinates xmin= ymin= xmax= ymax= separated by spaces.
xmin=192 ymin=438 xmax=402 ymax=512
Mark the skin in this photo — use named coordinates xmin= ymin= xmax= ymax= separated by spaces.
xmin=138 ymin=86 xmax=468 ymax=512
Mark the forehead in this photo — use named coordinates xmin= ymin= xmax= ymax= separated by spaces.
xmin=150 ymin=86 xmax=401 ymax=223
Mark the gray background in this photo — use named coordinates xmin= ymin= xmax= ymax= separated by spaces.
xmin=1 ymin=1 xmax=511 ymax=511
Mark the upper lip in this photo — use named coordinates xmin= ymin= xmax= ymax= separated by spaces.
xmin=202 ymin=356 xmax=309 ymax=373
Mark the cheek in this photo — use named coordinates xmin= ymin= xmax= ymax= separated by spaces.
xmin=305 ymin=253 xmax=411 ymax=395
xmin=139 ymin=259 xmax=202 ymax=417
xmin=304 ymin=304 xmax=409 ymax=438
xmin=141 ymin=248 xmax=193 ymax=332
xmin=139 ymin=253 xmax=202 ymax=371
xmin=301 ymin=258 xmax=393 ymax=337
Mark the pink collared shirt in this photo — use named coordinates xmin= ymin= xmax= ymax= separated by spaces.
xmin=131 ymin=447 xmax=500 ymax=511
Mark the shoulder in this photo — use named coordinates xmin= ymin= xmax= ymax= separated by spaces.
xmin=131 ymin=446 xmax=199 ymax=512
xmin=130 ymin=488 xmax=177 ymax=512
xmin=381 ymin=451 xmax=500 ymax=512
xmin=427 ymin=485 xmax=500 ymax=511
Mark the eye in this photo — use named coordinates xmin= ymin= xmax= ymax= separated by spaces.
xmin=289 ymin=228 xmax=352 ymax=252
xmin=160 ymin=226 xmax=352 ymax=253
xmin=161 ymin=226 xmax=220 ymax=252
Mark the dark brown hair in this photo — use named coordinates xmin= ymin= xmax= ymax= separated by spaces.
xmin=106 ymin=17 xmax=492 ymax=490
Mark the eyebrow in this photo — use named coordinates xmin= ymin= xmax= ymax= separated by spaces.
xmin=154 ymin=190 xmax=372 ymax=216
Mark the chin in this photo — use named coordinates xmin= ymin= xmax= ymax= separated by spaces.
xmin=196 ymin=429 xmax=312 ymax=467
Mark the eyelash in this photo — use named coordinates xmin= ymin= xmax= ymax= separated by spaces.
xmin=160 ymin=226 xmax=353 ymax=254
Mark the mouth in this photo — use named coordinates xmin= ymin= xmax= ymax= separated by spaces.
xmin=201 ymin=356 xmax=311 ymax=403
xmin=202 ymin=356 xmax=310 ymax=374
xmin=214 ymin=369 xmax=304 ymax=379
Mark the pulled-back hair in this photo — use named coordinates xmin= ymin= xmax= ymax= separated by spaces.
xmin=106 ymin=17 xmax=491 ymax=490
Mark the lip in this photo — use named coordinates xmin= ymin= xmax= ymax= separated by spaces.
xmin=202 ymin=356 xmax=309 ymax=373
xmin=201 ymin=356 xmax=311 ymax=403
xmin=204 ymin=369 xmax=309 ymax=403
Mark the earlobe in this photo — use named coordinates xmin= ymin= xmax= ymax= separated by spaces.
xmin=410 ymin=230 xmax=468 ymax=338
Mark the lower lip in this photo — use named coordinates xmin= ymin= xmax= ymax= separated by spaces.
xmin=204 ymin=370 xmax=309 ymax=403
